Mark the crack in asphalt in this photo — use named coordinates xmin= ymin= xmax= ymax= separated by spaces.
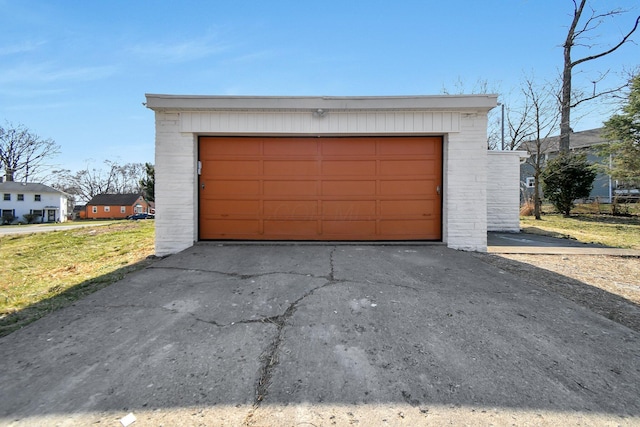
xmin=113 ymin=247 xmax=431 ymax=419
xmin=147 ymin=265 xmax=331 ymax=281
xmin=248 ymin=247 xmax=339 ymax=421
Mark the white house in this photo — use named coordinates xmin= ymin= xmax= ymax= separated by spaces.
xmin=145 ymin=94 xmax=521 ymax=257
xmin=0 ymin=181 xmax=70 ymax=224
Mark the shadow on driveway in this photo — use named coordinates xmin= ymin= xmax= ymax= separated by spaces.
xmin=1 ymin=244 xmax=639 ymax=425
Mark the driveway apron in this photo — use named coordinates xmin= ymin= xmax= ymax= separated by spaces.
xmin=1 ymin=244 xmax=639 ymax=426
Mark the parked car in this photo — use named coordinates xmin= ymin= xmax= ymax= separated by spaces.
xmin=126 ymin=213 xmax=154 ymax=220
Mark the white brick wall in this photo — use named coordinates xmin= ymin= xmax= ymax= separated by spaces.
xmin=154 ymin=112 xmax=198 ymax=256
xmin=487 ymin=151 xmax=527 ymax=232
xmin=148 ymin=95 xmax=497 ymax=255
xmin=444 ymin=113 xmax=488 ymax=251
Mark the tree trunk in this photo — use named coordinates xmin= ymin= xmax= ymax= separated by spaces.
xmin=559 ymin=48 xmax=572 ymax=154
xmin=560 ymin=0 xmax=585 ymax=154
xmin=533 ymin=172 xmax=542 ymax=220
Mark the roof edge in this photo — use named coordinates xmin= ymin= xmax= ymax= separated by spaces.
xmin=144 ymin=94 xmax=498 ymax=112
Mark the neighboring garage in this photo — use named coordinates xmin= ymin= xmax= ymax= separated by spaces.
xmin=146 ymin=95 xmax=510 ymax=256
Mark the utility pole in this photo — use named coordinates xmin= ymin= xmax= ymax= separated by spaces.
xmin=501 ymin=103 xmax=505 ymax=150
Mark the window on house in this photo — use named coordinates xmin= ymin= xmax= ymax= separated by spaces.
xmin=121 ymin=206 xmax=126 ymax=213
xmin=92 ymin=206 xmax=97 ymax=213
xmin=17 ymin=194 xmax=24 ymax=201
xmin=34 ymin=194 xmax=41 ymax=201
xmin=104 ymin=206 xmax=110 ymax=212
xmin=31 ymin=209 xmax=43 ymax=217
xmin=525 ymin=177 xmax=535 ymax=188
xmin=135 ymin=204 xmax=142 ymax=213
xmin=3 ymin=194 xmax=10 ymax=201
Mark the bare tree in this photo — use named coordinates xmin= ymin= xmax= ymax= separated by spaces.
xmin=0 ymin=122 xmax=61 ymax=182
xmin=518 ymin=79 xmax=561 ymax=219
xmin=504 ymin=100 xmax=534 ymax=151
xmin=560 ymin=0 xmax=639 ymax=153
xmin=51 ymin=160 xmax=145 ymax=203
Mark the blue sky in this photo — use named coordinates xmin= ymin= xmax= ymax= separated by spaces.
xmin=1 ymin=0 xmax=638 ymax=177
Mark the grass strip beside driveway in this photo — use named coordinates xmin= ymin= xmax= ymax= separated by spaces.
xmin=0 ymin=221 xmax=155 ymax=337
xmin=520 ymin=213 xmax=640 ymax=249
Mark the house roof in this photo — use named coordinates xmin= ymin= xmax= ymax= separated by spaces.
xmin=87 ymin=193 xmax=144 ymax=206
xmin=0 ymin=181 xmax=67 ymax=195
xmin=517 ymin=128 xmax=609 ymax=153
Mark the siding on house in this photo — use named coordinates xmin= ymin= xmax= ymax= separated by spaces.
xmin=148 ymin=95 xmax=498 ymax=256
xmin=519 ymin=128 xmax=613 ymax=202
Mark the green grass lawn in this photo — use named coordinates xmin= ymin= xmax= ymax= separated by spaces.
xmin=520 ymin=204 xmax=640 ymax=249
xmin=0 ymin=220 xmax=155 ymax=337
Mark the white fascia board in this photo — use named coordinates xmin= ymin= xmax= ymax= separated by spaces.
xmin=488 ymin=150 xmax=530 ymax=159
xmin=145 ymin=94 xmax=498 ymax=112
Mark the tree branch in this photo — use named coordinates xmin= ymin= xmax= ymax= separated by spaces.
xmin=571 ymin=15 xmax=640 ymax=68
xmin=570 ymin=81 xmax=631 ymax=108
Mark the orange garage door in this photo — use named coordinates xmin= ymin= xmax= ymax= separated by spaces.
xmin=198 ymin=136 xmax=442 ymax=240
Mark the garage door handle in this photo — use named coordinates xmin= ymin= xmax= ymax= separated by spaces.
xmin=436 ymin=185 xmax=441 ymax=195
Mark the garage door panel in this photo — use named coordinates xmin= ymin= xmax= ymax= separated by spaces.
xmin=202 ymin=219 xmax=261 ymax=235
xmin=264 ymin=220 xmax=318 ymax=236
xmin=380 ymin=200 xmax=435 ymax=216
xmin=322 ymin=220 xmax=376 ymax=236
xmin=264 ymin=139 xmax=318 ymax=156
xmin=380 ymin=180 xmax=432 ymax=195
xmin=379 ymin=219 xmax=439 ymax=237
xmin=264 ymin=201 xmax=317 ymax=217
xmin=208 ymin=180 xmax=261 ymax=195
xmin=264 ymin=180 xmax=317 ymax=196
xmin=322 ymin=160 xmax=376 ymax=176
xmin=202 ymin=138 xmax=261 ymax=156
xmin=322 ymin=139 xmax=376 ymax=156
xmin=379 ymin=160 xmax=435 ymax=176
xmin=378 ymin=139 xmax=434 ymax=155
xmin=208 ymin=160 xmax=261 ymax=176
xmin=202 ymin=200 xmax=261 ymax=215
xmin=264 ymin=160 xmax=318 ymax=176
xmin=322 ymin=181 xmax=376 ymax=196
xmin=322 ymin=200 xmax=376 ymax=218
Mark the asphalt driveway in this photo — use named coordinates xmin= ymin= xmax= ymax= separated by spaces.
xmin=1 ymin=244 xmax=639 ymax=426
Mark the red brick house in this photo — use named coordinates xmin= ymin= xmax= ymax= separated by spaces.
xmin=85 ymin=194 xmax=150 ymax=219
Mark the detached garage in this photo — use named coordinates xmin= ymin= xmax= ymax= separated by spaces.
xmin=146 ymin=95 xmax=499 ymax=256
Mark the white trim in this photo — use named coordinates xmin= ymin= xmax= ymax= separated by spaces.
xmin=146 ymin=94 xmax=498 ymax=112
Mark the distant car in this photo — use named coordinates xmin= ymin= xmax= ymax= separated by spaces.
xmin=126 ymin=213 xmax=154 ymax=220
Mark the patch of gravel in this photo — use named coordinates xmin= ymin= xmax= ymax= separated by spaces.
xmin=474 ymin=253 xmax=640 ymax=333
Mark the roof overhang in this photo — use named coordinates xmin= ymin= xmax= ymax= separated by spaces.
xmin=144 ymin=94 xmax=498 ymax=113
